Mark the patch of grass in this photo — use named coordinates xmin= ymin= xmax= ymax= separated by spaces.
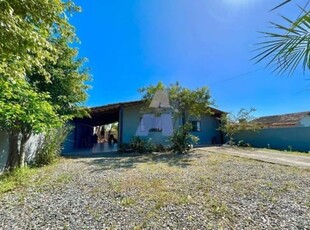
xmin=278 ymin=181 xmax=298 ymax=192
xmin=87 ymin=206 xmax=102 ymax=221
xmin=203 ymin=193 xmax=230 ymax=218
xmin=0 ymin=161 xmax=69 ymax=195
xmin=0 ymin=167 xmax=39 ymax=195
xmin=106 ymin=179 xmax=122 ymax=194
xmin=134 ymin=210 xmax=158 ymax=229
xmin=54 ymin=174 xmax=72 ymax=184
xmin=121 ymin=197 xmax=136 ymax=207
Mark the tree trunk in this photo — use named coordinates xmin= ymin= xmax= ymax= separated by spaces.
xmin=5 ymin=128 xmax=21 ymax=171
xmin=19 ymin=131 xmax=30 ymax=167
xmin=5 ymin=128 xmax=30 ymax=171
xmin=182 ymin=112 xmax=186 ymax=126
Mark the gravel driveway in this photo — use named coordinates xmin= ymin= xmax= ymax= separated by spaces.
xmin=199 ymin=146 xmax=310 ymax=168
xmin=0 ymin=150 xmax=309 ymax=229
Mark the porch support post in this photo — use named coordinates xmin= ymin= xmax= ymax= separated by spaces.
xmin=119 ymin=105 xmax=124 ymax=144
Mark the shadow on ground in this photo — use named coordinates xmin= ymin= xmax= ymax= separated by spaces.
xmin=67 ymin=151 xmax=205 ymax=173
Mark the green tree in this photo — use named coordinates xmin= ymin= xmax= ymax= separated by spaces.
xmin=218 ymin=108 xmax=261 ymax=146
xmin=27 ymin=38 xmax=90 ymax=119
xmin=0 ymin=1 xmax=90 ymax=170
xmin=139 ymin=82 xmax=213 ymax=153
xmin=253 ymin=0 xmax=310 ymax=75
xmin=0 ymin=77 xmax=65 ymax=169
xmin=139 ymin=82 xmax=213 ymax=124
xmin=0 ymin=0 xmax=79 ymax=79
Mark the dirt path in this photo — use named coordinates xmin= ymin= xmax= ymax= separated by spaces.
xmin=198 ymin=146 xmax=310 ymax=168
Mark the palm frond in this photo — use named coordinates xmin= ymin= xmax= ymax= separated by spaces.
xmin=270 ymin=0 xmax=292 ymax=11
xmin=253 ymin=7 xmax=310 ymax=75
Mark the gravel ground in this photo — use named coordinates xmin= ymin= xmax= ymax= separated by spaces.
xmin=0 ymin=150 xmax=309 ymax=229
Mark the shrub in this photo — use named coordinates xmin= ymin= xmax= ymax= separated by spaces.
xmin=218 ymin=108 xmax=261 ymax=146
xmin=118 ymin=143 xmax=132 ymax=153
xmin=237 ymin=140 xmax=251 ymax=147
xmin=34 ymin=126 xmax=71 ymax=166
xmin=154 ymin=144 xmax=168 ymax=152
xmin=130 ymin=136 xmax=154 ymax=154
xmin=170 ymin=123 xmax=199 ymax=154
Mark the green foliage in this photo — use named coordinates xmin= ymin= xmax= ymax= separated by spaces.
xmin=34 ymin=126 xmax=71 ymax=167
xmin=130 ymin=136 xmax=155 ymax=154
xmin=0 ymin=1 xmax=89 ymax=131
xmin=0 ymin=167 xmax=36 ymax=195
xmin=27 ymin=38 xmax=90 ymax=119
xmin=0 ymin=0 xmax=80 ymax=79
xmin=139 ymin=82 xmax=212 ymax=151
xmin=154 ymin=144 xmax=168 ymax=152
xmin=0 ymin=1 xmax=90 ymax=170
xmin=170 ymin=123 xmax=199 ymax=154
xmin=218 ymin=108 xmax=261 ymax=146
xmin=253 ymin=0 xmax=310 ymax=75
xmin=0 ymin=77 xmax=64 ymax=133
xmin=139 ymin=82 xmax=213 ymax=122
xmin=237 ymin=140 xmax=251 ymax=148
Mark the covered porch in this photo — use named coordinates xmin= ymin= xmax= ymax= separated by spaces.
xmin=62 ymin=100 xmax=143 ymax=155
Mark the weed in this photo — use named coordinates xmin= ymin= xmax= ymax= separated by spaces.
xmin=0 ymin=167 xmax=37 ymax=195
xmin=288 ymin=145 xmax=293 ymax=152
xmin=130 ymin=136 xmax=154 ymax=154
xmin=121 ymin=197 xmax=136 ymax=207
xmin=55 ymin=174 xmax=72 ymax=184
xmin=34 ymin=126 xmax=71 ymax=166
xmin=204 ymin=193 xmax=230 ymax=218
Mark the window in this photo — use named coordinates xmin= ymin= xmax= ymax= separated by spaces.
xmin=149 ymin=116 xmax=162 ymax=132
xmin=139 ymin=115 xmax=162 ymax=132
xmin=191 ymin=121 xmax=201 ymax=132
xmin=140 ymin=117 xmax=145 ymax=132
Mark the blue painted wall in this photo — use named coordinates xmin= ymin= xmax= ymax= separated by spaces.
xmin=122 ymin=104 xmax=222 ymax=146
xmin=122 ymin=104 xmax=170 ymax=145
xmin=190 ymin=114 xmax=222 ymax=145
xmin=235 ymin=127 xmax=310 ymax=152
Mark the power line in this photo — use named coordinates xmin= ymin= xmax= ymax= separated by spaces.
xmin=209 ymin=68 xmax=263 ymax=87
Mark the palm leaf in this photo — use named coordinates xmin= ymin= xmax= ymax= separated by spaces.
xmin=270 ymin=0 xmax=292 ymax=11
xmin=253 ymin=6 xmax=310 ymax=75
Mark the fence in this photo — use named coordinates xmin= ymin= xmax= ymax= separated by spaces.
xmin=235 ymin=126 xmax=310 ymax=152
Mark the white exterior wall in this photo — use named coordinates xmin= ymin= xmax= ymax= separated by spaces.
xmin=0 ymin=131 xmax=9 ymax=173
xmin=0 ymin=131 xmax=44 ymax=172
xmin=300 ymin=116 xmax=310 ymax=127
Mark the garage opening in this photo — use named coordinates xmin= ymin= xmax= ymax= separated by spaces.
xmin=63 ymin=101 xmax=142 ymax=155
xmin=69 ymin=104 xmax=122 ymax=154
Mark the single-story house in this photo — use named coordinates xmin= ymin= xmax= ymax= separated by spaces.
xmin=63 ymin=100 xmax=225 ymax=154
xmin=235 ymin=111 xmax=310 ymax=152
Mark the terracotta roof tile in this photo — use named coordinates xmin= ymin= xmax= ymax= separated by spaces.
xmin=254 ymin=111 xmax=310 ymax=128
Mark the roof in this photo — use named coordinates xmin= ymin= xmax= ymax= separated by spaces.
xmin=90 ymin=100 xmax=143 ymax=115
xmin=254 ymin=111 xmax=310 ymax=128
xmin=75 ymin=100 xmax=224 ymax=126
xmin=90 ymin=100 xmax=225 ymax=116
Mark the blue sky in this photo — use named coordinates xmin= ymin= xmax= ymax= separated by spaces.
xmin=70 ymin=0 xmax=309 ymax=117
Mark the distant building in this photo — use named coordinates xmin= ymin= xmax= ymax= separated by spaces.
xmin=236 ymin=111 xmax=310 ymax=152
xmin=254 ymin=111 xmax=310 ymax=128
